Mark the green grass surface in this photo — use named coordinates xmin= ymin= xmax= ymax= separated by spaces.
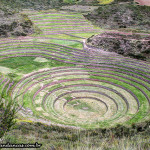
xmin=98 ymin=0 xmax=113 ymax=4
xmin=72 ymin=32 xmax=100 ymax=38
xmin=2 ymin=121 xmax=150 ymax=150
xmin=0 ymin=57 xmax=75 ymax=74
xmin=38 ymin=34 xmax=83 ymax=40
xmin=0 ymin=9 xmax=150 ymax=130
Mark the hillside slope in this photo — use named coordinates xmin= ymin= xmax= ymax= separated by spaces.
xmin=0 ymin=7 xmax=34 ymax=37
xmin=84 ymin=2 xmax=150 ymax=31
xmin=86 ymin=32 xmax=150 ymax=61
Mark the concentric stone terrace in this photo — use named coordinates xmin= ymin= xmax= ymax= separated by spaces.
xmin=11 ymin=64 xmax=150 ymax=128
xmin=0 ymin=10 xmax=150 ymax=129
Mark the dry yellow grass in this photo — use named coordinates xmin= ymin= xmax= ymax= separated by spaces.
xmin=98 ymin=0 xmax=113 ymax=4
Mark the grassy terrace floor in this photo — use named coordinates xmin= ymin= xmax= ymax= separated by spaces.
xmin=0 ymin=9 xmax=150 ymax=129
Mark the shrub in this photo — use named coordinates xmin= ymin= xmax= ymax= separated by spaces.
xmin=0 ymin=95 xmax=19 ymax=138
xmin=63 ymin=133 xmax=78 ymax=141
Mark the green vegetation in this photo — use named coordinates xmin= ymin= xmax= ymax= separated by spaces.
xmin=84 ymin=2 xmax=150 ymax=31
xmin=0 ymin=6 xmax=150 ymax=150
xmin=69 ymin=100 xmax=97 ymax=112
xmin=2 ymin=120 xmax=150 ymax=149
xmin=72 ymin=32 xmax=101 ymax=38
xmin=0 ymin=57 xmax=75 ymax=74
xmin=0 ymin=0 xmax=61 ymax=10
xmin=68 ymin=43 xmax=83 ymax=49
xmin=98 ymin=0 xmax=113 ymax=4
xmin=0 ymin=95 xmax=18 ymax=138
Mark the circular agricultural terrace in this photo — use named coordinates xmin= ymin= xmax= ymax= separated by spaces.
xmin=0 ymin=10 xmax=150 ymax=129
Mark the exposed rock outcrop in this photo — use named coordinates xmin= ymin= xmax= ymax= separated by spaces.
xmin=0 ymin=7 xmax=34 ymax=37
xmin=86 ymin=32 xmax=150 ymax=61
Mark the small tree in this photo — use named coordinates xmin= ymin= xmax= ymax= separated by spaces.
xmin=0 ymin=96 xmax=19 ymax=138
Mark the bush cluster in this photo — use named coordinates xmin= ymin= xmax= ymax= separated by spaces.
xmin=0 ymin=96 xmax=18 ymax=138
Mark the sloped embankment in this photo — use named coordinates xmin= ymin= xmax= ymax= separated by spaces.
xmin=84 ymin=3 xmax=150 ymax=31
xmin=86 ymin=32 xmax=150 ymax=61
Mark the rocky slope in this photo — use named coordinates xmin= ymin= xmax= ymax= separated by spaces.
xmin=84 ymin=2 xmax=150 ymax=31
xmin=0 ymin=8 xmax=34 ymax=37
xmin=0 ymin=0 xmax=58 ymax=10
xmin=86 ymin=32 xmax=150 ymax=61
